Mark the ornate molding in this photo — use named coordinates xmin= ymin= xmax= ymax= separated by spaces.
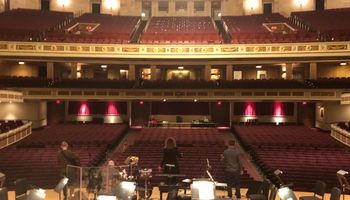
xmin=0 ymin=90 xmax=23 ymax=103
xmin=0 ymin=41 xmax=349 ymax=59
xmin=21 ymin=88 xmax=343 ymax=101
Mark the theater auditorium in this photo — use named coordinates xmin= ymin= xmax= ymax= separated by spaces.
xmin=0 ymin=0 xmax=350 ymax=199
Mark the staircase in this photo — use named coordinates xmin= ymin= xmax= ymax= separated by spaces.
xmin=215 ymin=20 xmax=232 ymax=44
xmin=130 ymin=20 xmax=148 ymax=43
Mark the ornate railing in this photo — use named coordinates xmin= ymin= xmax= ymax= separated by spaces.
xmin=331 ymin=124 xmax=350 ymax=147
xmin=0 ymin=121 xmax=32 ymax=149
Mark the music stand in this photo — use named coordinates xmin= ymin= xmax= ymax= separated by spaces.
xmin=337 ymin=170 xmax=350 ymax=200
xmin=0 ymin=173 xmax=5 ymax=188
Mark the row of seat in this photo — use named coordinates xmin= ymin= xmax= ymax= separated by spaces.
xmin=112 ymin=128 xmax=254 ymax=186
xmin=2 ymin=76 xmax=350 ymax=89
xmin=233 ymin=125 xmax=348 ymax=191
xmin=0 ymin=120 xmax=24 ymax=134
xmin=0 ymin=123 xmax=128 ymax=189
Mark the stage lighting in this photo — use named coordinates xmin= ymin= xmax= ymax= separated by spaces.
xmin=97 ymin=194 xmax=117 ymax=200
xmin=18 ymin=61 xmax=25 ymax=65
xmin=340 ymin=62 xmax=347 ymax=66
xmin=116 ymin=181 xmax=136 ymax=200
xmin=26 ymin=188 xmax=46 ymax=200
xmin=191 ymin=180 xmax=215 ymax=200
xmin=277 ymin=187 xmax=297 ymax=200
xmin=54 ymin=177 xmax=69 ymax=193
xmin=256 ymin=65 xmax=262 ymax=69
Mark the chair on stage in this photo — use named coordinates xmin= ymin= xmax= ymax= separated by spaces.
xmin=0 ymin=187 xmax=8 ymax=200
xmin=14 ymin=178 xmax=29 ymax=200
xmin=299 ymin=180 xmax=326 ymax=200
xmin=248 ymin=180 xmax=272 ymax=200
xmin=330 ymin=187 xmax=341 ymax=200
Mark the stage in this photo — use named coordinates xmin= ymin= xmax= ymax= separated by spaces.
xmin=6 ymin=187 xmax=350 ymax=200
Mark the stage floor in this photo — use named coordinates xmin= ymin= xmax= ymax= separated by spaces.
xmin=6 ymin=187 xmax=350 ymax=200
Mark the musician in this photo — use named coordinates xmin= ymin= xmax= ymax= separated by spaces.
xmin=57 ymin=141 xmax=80 ymax=200
xmin=159 ymin=137 xmax=182 ymax=184
xmin=221 ymin=140 xmax=243 ymax=200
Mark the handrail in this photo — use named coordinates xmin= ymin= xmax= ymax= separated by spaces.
xmin=330 ymin=124 xmax=350 ymax=147
xmin=0 ymin=121 xmax=32 ymax=149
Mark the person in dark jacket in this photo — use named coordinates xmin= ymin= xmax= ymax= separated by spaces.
xmin=57 ymin=141 xmax=80 ymax=200
xmin=159 ymin=137 xmax=182 ymax=184
xmin=221 ymin=140 xmax=243 ymax=200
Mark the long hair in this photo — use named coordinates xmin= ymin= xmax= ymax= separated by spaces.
xmin=164 ymin=137 xmax=177 ymax=149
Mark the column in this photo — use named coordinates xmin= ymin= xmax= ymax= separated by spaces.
xmin=150 ymin=65 xmax=157 ymax=81
xmin=129 ymin=64 xmax=136 ymax=81
xmin=70 ymin=62 xmax=79 ymax=79
xmin=229 ymin=101 xmax=233 ymax=127
xmin=309 ymin=62 xmax=318 ymax=80
xmin=285 ymin=63 xmax=293 ymax=80
xmin=127 ymin=101 xmax=132 ymax=126
xmin=204 ymin=65 xmax=211 ymax=81
xmin=226 ymin=64 xmax=233 ymax=81
xmin=47 ymin=62 xmax=54 ymax=80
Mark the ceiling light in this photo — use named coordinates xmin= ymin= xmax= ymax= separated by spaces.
xmin=101 ymin=65 xmax=108 ymax=69
xmin=194 ymin=99 xmax=198 ymax=102
xmin=163 ymin=99 xmax=167 ymax=102
xmin=256 ymin=65 xmax=262 ymax=69
xmin=18 ymin=61 xmax=25 ymax=65
xmin=178 ymin=66 xmax=184 ymax=70
xmin=340 ymin=62 xmax=347 ymax=66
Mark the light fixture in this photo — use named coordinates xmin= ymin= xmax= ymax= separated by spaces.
xmin=139 ymin=100 xmax=144 ymax=105
xmin=246 ymin=0 xmax=258 ymax=11
xmin=217 ymin=12 xmax=222 ymax=17
xmin=54 ymin=177 xmax=69 ymax=193
xmin=217 ymin=101 xmax=222 ymax=106
xmin=295 ymin=0 xmax=306 ymax=8
xmin=141 ymin=12 xmax=146 ymax=17
xmin=105 ymin=0 xmax=118 ymax=10
xmin=277 ymin=187 xmax=297 ymax=200
xmin=27 ymin=188 xmax=46 ymax=200
xmin=97 ymin=194 xmax=117 ymax=200
xmin=18 ymin=61 xmax=25 ymax=65
xmin=163 ymin=99 xmax=167 ymax=102
xmin=101 ymin=65 xmax=108 ymax=69
xmin=340 ymin=62 xmax=347 ymax=66
xmin=256 ymin=65 xmax=262 ymax=69
xmin=178 ymin=66 xmax=184 ymax=70
xmin=191 ymin=180 xmax=216 ymax=200
xmin=194 ymin=99 xmax=198 ymax=102
xmin=57 ymin=0 xmax=70 ymax=7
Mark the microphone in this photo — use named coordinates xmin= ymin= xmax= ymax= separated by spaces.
xmin=206 ymin=158 xmax=211 ymax=170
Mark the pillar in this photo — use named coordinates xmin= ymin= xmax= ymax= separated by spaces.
xmin=150 ymin=65 xmax=157 ymax=81
xmin=129 ymin=64 xmax=136 ymax=81
xmin=226 ymin=64 xmax=233 ymax=81
xmin=204 ymin=65 xmax=211 ymax=81
xmin=47 ymin=62 xmax=54 ymax=80
xmin=309 ymin=62 xmax=317 ymax=80
xmin=229 ymin=101 xmax=233 ymax=127
xmin=127 ymin=101 xmax=132 ymax=126
xmin=285 ymin=63 xmax=293 ymax=80
xmin=70 ymin=62 xmax=80 ymax=79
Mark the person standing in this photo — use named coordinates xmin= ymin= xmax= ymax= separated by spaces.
xmin=222 ymin=140 xmax=243 ymax=200
xmin=57 ymin=141 xmax=80 ymax=200
xmin=158 ymin=137 xmax=182 ymax=184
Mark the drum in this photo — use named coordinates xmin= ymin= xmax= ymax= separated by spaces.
xmin=115 ymin=181 xmax=136 ymax=200
xmin=191 ymin=179 xmax=216 ymax=200
xmin=139 ymin=168 xmax=152 ymax=179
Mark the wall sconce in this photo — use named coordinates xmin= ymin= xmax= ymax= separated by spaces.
xmin=58 ymin=0 xmax=70 ymax=8
xmin=295 ymin=0 xmax=307 ymax=8
xmin=246 ymin=0 xmax=258 ymax=12
xmin=105 ymin=0 xmax=118 ymax=12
